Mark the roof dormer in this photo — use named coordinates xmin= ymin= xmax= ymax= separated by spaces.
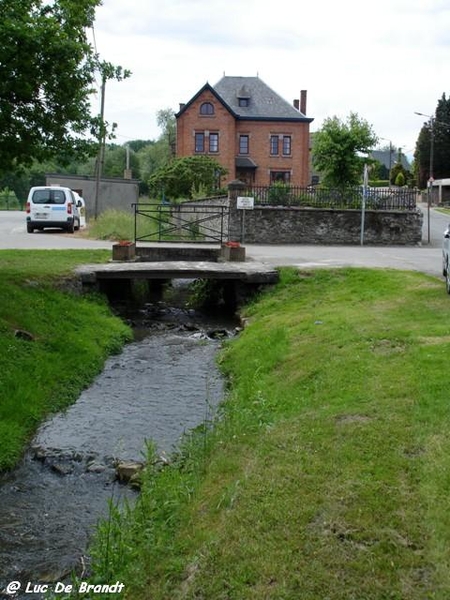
xmin=237 ymin=85 xmax=251 ymax=107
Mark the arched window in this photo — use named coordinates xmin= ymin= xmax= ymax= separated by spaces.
xmin=200 ymin=102 xmax=214 ymax=115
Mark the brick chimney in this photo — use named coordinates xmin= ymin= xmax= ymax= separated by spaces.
xmin=300 ymin=90 xmax=307 ymax=115
xmin=293 ymin=99 xmax=299 ymax=110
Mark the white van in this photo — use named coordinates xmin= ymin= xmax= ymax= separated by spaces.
xmin=26 ymin=186 xmax=82 ymax=233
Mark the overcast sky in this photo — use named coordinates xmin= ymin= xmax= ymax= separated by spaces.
xmin=90 ymin=0 xmax=450 ymax=158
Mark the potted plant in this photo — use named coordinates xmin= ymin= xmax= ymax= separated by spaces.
xmin=112 ymin=239 xmax=136 ymax=261
xmin=220 ymin=240 xmax=246 ymax=262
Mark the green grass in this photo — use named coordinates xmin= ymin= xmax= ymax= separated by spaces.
xmin=435 ymin=207 xmax=450 ymax=216
xmin=86 ymin=204 xmax=207 ymax=243
xmin=83 ymin=267 xmax=450 ymax=599
xmin=86 ymin=209 xmax=136 ymax=241
xmin=0 ymin=250 xmax=132 ymax=470
xmin=86 ymin=203 xmax=162 ymax=242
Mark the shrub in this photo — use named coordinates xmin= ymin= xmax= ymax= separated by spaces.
xmin=0 ymin=188 xmax=20 ymax=210
xmin=267 ymin=182 xmax=292 ymax=206
xmin=395 ymin=172 xmax=406 ymax=187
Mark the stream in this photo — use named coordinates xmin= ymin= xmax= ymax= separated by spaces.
xmin=0 ymin=285 xmax=237 ymax=599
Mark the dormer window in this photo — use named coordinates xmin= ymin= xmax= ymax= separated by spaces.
xmin=200 ymin=102 xmax=214 ymax=115
xmin=237 ymin=85 xmax=251 ymax=108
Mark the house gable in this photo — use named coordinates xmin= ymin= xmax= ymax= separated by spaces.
xmin=176 ymin=82 xmax=237 ymax=119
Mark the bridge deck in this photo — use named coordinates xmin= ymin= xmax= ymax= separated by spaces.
xmin=75 ymin=260 xmax=279 ymax=284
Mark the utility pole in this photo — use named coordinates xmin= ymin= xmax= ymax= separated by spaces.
xmin=388 ymin=141 xmax=393 ymax=188
xmin=94 ymin=74 xmax=106 ymax=220
xmin=92 ymin=62 xmax=131 ymax=218
xmin=414 ymin=112 xmax=434 ymax=244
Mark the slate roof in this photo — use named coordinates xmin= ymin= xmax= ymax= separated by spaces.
xmin=371 ymin=149 xmax=410 ymax=170
xmin=176 ymin=76 xmax=313 ymax=123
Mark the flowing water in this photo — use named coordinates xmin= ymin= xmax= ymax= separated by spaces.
xmin=0 ymin=289 xmax=236 ymax=599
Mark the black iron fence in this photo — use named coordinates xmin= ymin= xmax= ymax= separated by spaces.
xmin=133 ymin=202 xmax=229 ymax=243
xmin=246 ymin=185 xmax=418 ymax=211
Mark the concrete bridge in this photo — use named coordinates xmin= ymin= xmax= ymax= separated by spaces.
xmin=75 ymin=259 xmax=279 ymax=286
xmin=75 ymin=252 xmax=279 ymax=308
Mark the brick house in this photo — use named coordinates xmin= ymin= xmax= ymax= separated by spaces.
xmin=175 ymin=76 xmax=314 ymax=187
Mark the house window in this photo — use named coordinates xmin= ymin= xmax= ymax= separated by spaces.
xmin=282 ymin=136 xmax=292 ymax=156
xmin=270 ymin=171 xmax=291 ymax=184
xmin=270 ymin=135 xmax=279 ymax=155
xmin=209 ymin=132 xmax=219 ymax=153
xmin=238 ymin=98 xmax=249 ymax=107
xmin=195 ymin=132 xmax=205 ymax=153
xmin=239 ymin=135 xmax=249 ymax=154
xmin=200 ymin=102 xmax=214 ymax=115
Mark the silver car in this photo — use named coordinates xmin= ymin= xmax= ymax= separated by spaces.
xmin=442 ymin=224 xmax=450 ymax=292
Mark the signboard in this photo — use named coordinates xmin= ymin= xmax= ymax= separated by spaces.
xmin=237 ymin=196 xmax=254 ymax=210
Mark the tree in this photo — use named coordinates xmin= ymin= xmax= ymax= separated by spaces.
xmin=390 ymin=162 xmax=409 ymax=187
xmin=148 ymin=156 xmax=227 ymax=200
xmin=0 ymin=0 xmax=129 ymax=173
xmin=137 ymin=142 xmax=169 ymax=195
xmin=127 ymin=140 xmax=154 ymax=153
xmin=156 ymin=108 xmax=176 ymax=158
xmin=102 ymin=145 xmax=140 ymax=179
xmin=414 ymin=93 xmax=450 ymax=188
xmin=394 ymin=171 xmax=405 ymax=187
xmin=312 ymin=113 xmax=378 ymax=187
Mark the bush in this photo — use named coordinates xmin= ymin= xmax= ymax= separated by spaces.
xmin=0 ymin=188 xmax=20 ymax=210
xmin=267 ymin=182 xmax=292 ymax=206
xmin=370 ymin=180 xmax=390 ymax=188
xmin=395 ymin=172 xmax=406 ymax=187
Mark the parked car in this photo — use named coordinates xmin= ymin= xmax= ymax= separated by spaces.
xmin=26 ymin=186 xmax=81 ymax=233
xmin=442 ymin=223 xmax=450 ymax=292
xmin=72 ymin=191 xmax=86 ymax=228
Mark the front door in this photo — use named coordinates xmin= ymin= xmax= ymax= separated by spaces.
xmin=236 ymin=168 xmax=255 ymax=186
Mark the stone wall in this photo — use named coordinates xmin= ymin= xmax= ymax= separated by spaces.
xmin=224 ymin=180 xmax=423 ymax=245
xmin=228 ymin=204 xmax=423 ymax=246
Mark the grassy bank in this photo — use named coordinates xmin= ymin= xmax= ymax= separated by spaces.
xmin=86 ymin=267 xmax=450 ymax=599
xmin=0 ymin=250 xmax=132 ymax=470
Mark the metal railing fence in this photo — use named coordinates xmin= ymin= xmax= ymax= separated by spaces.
xmin=133 ymin=202 xmax=229 ymax=243
xmin=246 ymin=185 xmax=417 ymax=211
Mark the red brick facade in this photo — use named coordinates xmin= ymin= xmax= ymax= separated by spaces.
xmin=176 ymin=77 xmax=313 ymax=188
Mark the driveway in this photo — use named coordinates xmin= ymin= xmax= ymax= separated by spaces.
xmin=0 ymin=211 xmax=111 ymax=250
xmin=0 ymin=205 xmax=447 ymax=279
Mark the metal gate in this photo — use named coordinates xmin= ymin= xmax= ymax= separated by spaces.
xmin=133 ymin=202 xmax=229 ymax=243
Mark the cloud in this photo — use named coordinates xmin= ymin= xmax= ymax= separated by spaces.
xmin=91 ymin=0 xmax=450 ymax=156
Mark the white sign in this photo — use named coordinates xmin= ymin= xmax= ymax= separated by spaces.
xmin=237 ymin=196 xmax=254 ymax=210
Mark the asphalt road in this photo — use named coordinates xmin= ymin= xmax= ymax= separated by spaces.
xmin=0 ymin=211 xmax=111 ymax=250
xmin=0 ymin=206 xmax=447 ymax=279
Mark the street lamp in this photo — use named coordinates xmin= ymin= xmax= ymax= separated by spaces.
xmin=414 ymin=111 xmax=434 ymax=244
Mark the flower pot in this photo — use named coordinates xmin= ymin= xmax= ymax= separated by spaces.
xmin=112 ymin=241 xmax=136 ymax=261
xmin=220 ymin=242 xmax=246 ymax=262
